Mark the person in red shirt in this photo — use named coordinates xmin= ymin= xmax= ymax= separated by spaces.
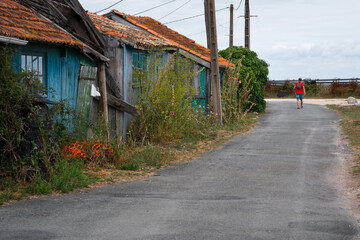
xmin=293 ymin=78 xmax=306 ymax=109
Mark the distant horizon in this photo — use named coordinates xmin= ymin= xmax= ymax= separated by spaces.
xmin=269 ymin=77 xmax=360 ymax=81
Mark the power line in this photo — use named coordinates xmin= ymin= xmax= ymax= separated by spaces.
xmin=164 ymin=7 xmax=229 ymax=24
xmin=94 ymin=0 xmax=124 ymax=14
xmin=133 ymin=0 xmax=177 ymax=16
xmin=158 ymin=0 xmax=192 ymax=21
xmin=188 ymin=18 xmax=237 ymax=37
xmin=234 ymin=0 xmax=243 ymax=11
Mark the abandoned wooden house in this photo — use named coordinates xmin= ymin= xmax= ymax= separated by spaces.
xmin=0 ymin=0 xmax=137 ymax=139
xmin=88 ymin=12 xmax=185 ymax=138
xmin=103 ymin=10 xmax=229 ymax=113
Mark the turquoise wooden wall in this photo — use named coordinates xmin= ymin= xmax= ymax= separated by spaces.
xmin=13 ymin=43 xmax=94 ymax=110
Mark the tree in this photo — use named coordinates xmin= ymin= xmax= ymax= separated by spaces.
xmin=219 ymin=46 xmax=269 ymax=113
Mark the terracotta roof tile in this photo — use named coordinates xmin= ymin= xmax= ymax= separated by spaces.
xmin=88 ymin=12 xmax=172 ymax=48
xmin=110 ymin=10 xmax=228 ymax=67
xmin=0 ymin=0 xmax=84 ymax=47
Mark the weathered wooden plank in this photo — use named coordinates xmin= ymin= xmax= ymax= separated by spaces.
xmin=80 ymin=65 xmax=97 ymax=80
xmin=105 ymin=68 xmax=122 ymax=99
xmin=76 ymin=79 xmax=93 ymax=120
xmin=94 ymin=94 xmax=139 ymax=117
xmin=108 ymin=106 xmax=117 ymax=139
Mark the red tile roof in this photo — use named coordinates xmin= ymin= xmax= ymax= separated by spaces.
xmin=0 ymin=0 xmax=85 ymax=46
xmin=88 ymin=12 xmax=172 ymax=49
xmin=108 ymin=10 xmax=228 ymax=67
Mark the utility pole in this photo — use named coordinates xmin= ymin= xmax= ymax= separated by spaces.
xmin=244 ymin=0 xmax=250 ymax=49
xmin=205 ymin=0 xmax=222 ymax=122
xmin=229 ymin=4 xmax=234 ymax=47
xmin=204 ymin=0 xmax=211 ymax=48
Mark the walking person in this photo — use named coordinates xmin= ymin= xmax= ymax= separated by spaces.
xmin=294 ymin=78 xmax=306 ymax=109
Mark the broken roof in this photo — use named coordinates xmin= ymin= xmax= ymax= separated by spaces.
xmin=105 ymin=10 xmax=228 ymax=67
xmin=88 ymin=12 xmax=173 ymax=50
xmin=0 ymin=0 xmax=84 ymax=47
xmin=17 ymin=0 xmax=106 ymax=52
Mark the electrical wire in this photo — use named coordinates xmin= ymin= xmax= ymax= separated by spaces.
xmin=133 ymin=0 xmax=177 ymax=16
xmin=164 ymin=7 xmax=229 ymax=24
xmin=158 ymin=0 xmax=192 ymax=21
xmin=234 ymin=0 xmax=243 ymax=11
xmin=94 ymin=0 xmax=124 ymax=14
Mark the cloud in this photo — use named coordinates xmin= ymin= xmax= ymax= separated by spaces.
xmin=78 ymin=0 xmax=360 ymax=79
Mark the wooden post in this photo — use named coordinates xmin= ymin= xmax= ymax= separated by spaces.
xmin=229 ymin=4 xmax=234 ymax=47
xmin=204 ymin=0 xmax=211 ymax=49
xmin=245 ymin=0 xmax=250 ymax=49
xmin=205 ymin=0 xmax=222 ymax=122
xmin=97 ymin=61 xmax=109 ymax=139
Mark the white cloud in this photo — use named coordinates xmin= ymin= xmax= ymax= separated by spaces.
xmin=79 ymin=0 xmax=360 ymax=80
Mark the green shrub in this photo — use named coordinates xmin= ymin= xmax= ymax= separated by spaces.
xmin=0 ymin=46 xmax=36 ymax=175
xmin=281 ymin=80 xmax=293 ymax=92
xmin=0 ymin=192 xmax=18 ymax=205
xmin=130 ymin=53 xmax=204 ymax=143
xmin=221 ymin=56 xmax=254 ymax=124
xmin=135 ymin=145 xmax=163 ymax=169
xmin=23 ymin=177 xmax=51 ymax=195
xmin=118 ymin=161 xmax=140 ymax=171
xmin=219 ymin=46 xmax=269 ymax=113
xmin=49 ymin=159 xmax=90 ymax=193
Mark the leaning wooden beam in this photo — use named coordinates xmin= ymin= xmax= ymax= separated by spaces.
xmin=94 ymin=94 xmax=139 ymax=117
xmin=105 ymin=68 xmax=122 ymax=99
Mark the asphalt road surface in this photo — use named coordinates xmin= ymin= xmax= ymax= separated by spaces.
xmin=1 ymin=101 xmax=359 ymax=240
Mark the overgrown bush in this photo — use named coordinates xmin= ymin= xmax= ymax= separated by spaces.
xmin=0 ymin=46 xmax=91 ymax=183
xmin=329 ymin=81 xmax=360 ymax=97
xmin=129 ymin=53 xmax=205 ymax=143
xmin=221 ymin=55 xmax=254 ymax=123
xmin=219 ymin=46 xmax=269 ymax=113
xmin=0 ymin=46 xmax=37 ymax=178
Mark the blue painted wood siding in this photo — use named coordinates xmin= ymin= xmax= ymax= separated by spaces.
xmin=13 ymin=43 xmax=94 ymax=109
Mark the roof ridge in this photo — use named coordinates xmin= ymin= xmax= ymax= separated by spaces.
xmin=113 ymin=10 xmax=197 ymax=44
xmin=108 ymin=10 xmax=228 ymax=66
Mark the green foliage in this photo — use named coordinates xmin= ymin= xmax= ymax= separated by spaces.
xmin=219 ymin=46 xmax=269 ymax=113
xmin=133 ymin=145 xmax=163 ymax=169
xmin=118 ymin=161 xmax=140 ymax=171
xmin=49 ymin=159 xmax=90 ymax=193
xmin=329 ymin=82 xmax=360 ymax=97
xmin=0 ymin=192 xmax=18 ymax=205
xmin=23 ymin=177 xmax=51 ymax=195
xmin=281 ymin=80 xmax=293 ymax=92
xmin=0 ymin=46 xmax=35 ymax=171
xmin=130 ymin=52 xmax=205 ymax=143
xmin=221 ymin=56 xmax=254 ymax=123
xmin=0 ymin=46 xmax=96 ymax=204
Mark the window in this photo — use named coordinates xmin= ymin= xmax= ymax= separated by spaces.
xmin=132 ymin=52 xmax=147 ymax=87
xmin=20 ymin=53 xmax=47 ymax=97
xmin=21 ymin=54 xmax=44 ymax=84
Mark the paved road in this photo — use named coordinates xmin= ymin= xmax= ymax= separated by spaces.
xmin=1 ymin=101 xmax=359 ymax=240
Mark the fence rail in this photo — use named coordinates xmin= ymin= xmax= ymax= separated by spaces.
xmin=269 ymin=78 xmax=360 ymax=86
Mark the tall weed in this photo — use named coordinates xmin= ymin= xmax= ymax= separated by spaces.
xmin=130 ymin=53 xmax=203 ymax=143
xmin=221 ymin=56 xmax=254 ymax=124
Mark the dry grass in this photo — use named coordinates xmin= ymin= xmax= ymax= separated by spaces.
xmin=328 ymin=105 xmax=360 ymax=172
xmin=90 ymin=116 xmax=258 ymax=183
xmin=0 ymin=116 xmax=258 ymax=205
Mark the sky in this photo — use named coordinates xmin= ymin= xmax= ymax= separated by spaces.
xmin=78 ymin=0 xmax=360 ymax=80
